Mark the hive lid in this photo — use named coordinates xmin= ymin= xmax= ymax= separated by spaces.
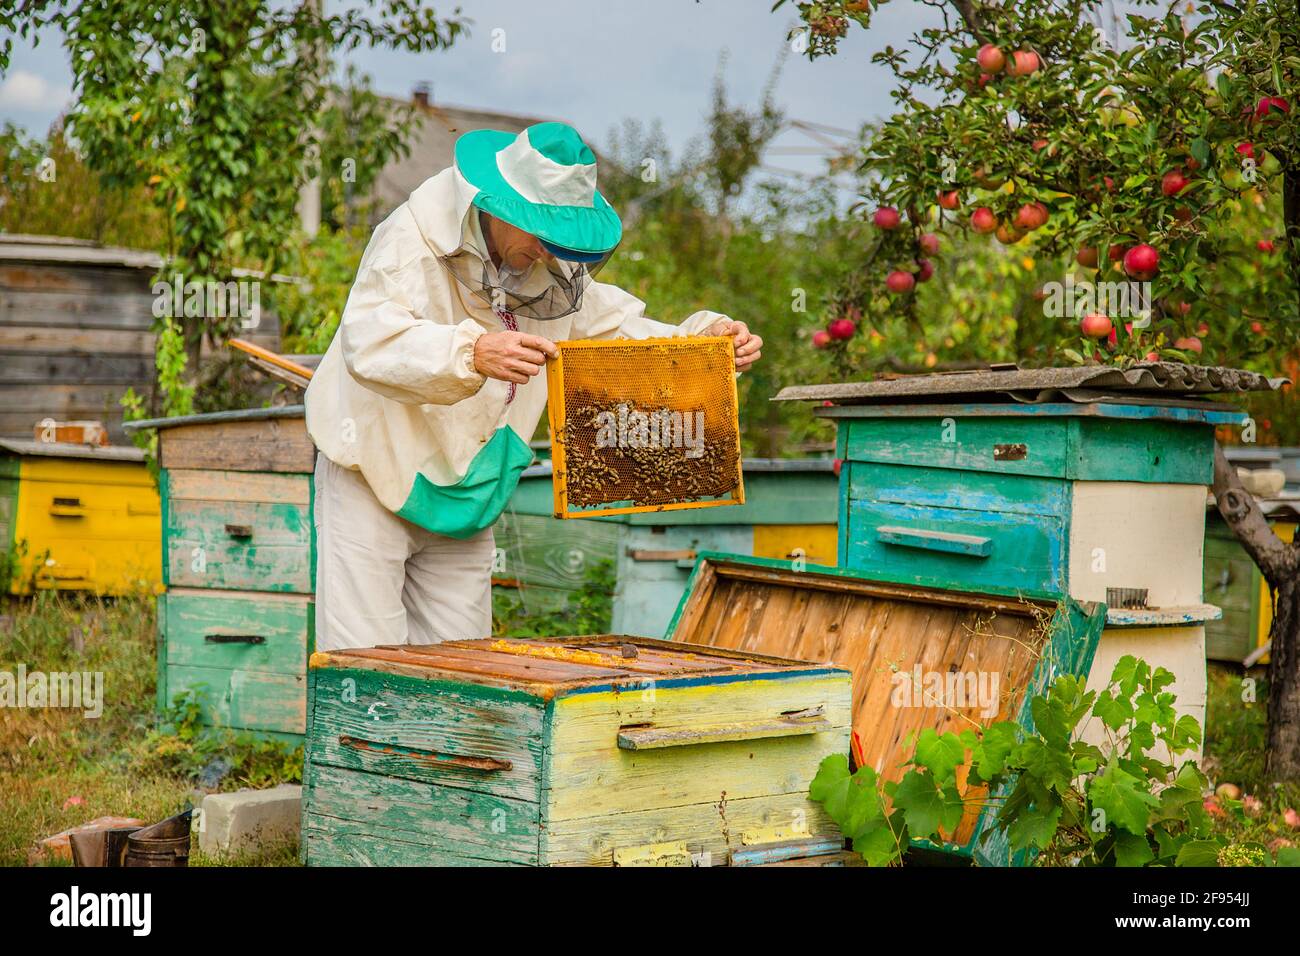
xmin=309 ymin=635 xmax=841 ymax=698
xmin=665 ymin=552 xmax=1107 ymax=864
xmin=774 ymin=363 xmax=1287 ymax=406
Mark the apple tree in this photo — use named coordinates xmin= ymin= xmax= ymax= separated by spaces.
xmin=778 ymin=0 xmax=1300 ymax=778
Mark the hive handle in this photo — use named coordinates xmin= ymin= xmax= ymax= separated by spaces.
xmin=875 ymin=525 xmax=992 ymax=558
xmin=224 ymin=523 xmax=253 ymax=539
xmin=337 ymin=735 xmax=512 ymax=772
xmin=617 ymin=708 xmax=830 ymax=750
xmin=49 ymin=496 xmax=86 ymax=518
xmin=204 ymin=633 xmax=266 ymax=645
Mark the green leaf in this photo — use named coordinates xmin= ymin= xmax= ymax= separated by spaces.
xmin=852 ymin=821 xmax=906 ymax=867
xmin=1274 ymin=847 xmax=1300 ymax=867
xmin=1113 ymin=830 xmax=1155 ymax=867
xmin=1007 ymin=798 xmax=1063 ymax=850
xmin=892 ymin=769 xmax=948 ymax=837
xmin=1093 ymin=689 xmax=1133 ymax=731
xmin=809 ymin=754 xmax=884 ymax=838
xmin=1089 ymin=761 xmax=1160 ymax=835
xmin=1175 ymin=840 xmax=1223 ymax=867
xmin=913 ymin=728 xmax=966 ymax=782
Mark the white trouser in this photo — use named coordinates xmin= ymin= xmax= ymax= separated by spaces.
xmin=312 ymin=454 xmax=496 ymax=652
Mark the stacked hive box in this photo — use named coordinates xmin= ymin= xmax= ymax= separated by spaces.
xmin=821 ymin=400 xmax=1244 ymax=753
xmin=130 ymin=407 xmax=315 ymax=741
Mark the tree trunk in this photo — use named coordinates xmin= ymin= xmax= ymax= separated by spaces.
xmin=1212 ymin=442 xmax=1300 ymax=779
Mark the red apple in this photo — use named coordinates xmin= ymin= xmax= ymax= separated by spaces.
xmin=1107 ymin=243 xmax=1127 ymax=262
xmin=873 ymin=206 xmax=901 ymax=230
xmin=915 ymin=258 xmax=935 ymax=282
xmin=1237 ymin=142 xmax=1256 ymax=160
xmin=828 ymin=318 xmax=856 ymax=340
xmin=1284 ymin=807 xmax=1300 ymax=830
xmin=1123 ymin=243 xmax=1160 ymax=280
xmin=1103 ymin=176 xmax=1115 ymax=192
xmin=976 ymin=43 xmax=1005 ymax=73
xmin=970 ymin=207 xmax=998 ymax=234
xmin=1179 ymin=301 xmax=1192 ymax=315
xmin=1258 ymin=239 xmax=1276 ymax=252
xmin=1251 ymin=321 xmax=1265 ymax=335
xmin=938 ymin=190 xmax=960 ymax=210
xmin=1161 ymin=171 xmax=1189 ymax=196
xmin=1080 ymin=313 xmax=1113 ymax=339
xmin=1197 ymin=321 xmax=1209 ymax=335
xmin=977 ymin=72 xmax=995 ymax=88
xmin=1216 ymin=782 xmax=1242 ymax=801
xmin=1203 ymin=797 xmax=1226 ymax=818
xmin=995 ymin=221 xmax=1024 ymax=245
xmin=886 ymin=270 xmax=916 ymax=294
xmin=1076 ymin=245 xmax=1099 ymax=268
xmin=1255 ymin=96 xmax=1291 ymax=122
xmin=919 ymin=232 xmax=941 ymax=255
xmin=1175 ymin=336 xmax=1202 ymax=354
xmin=812 ymin=329 xmax=832 ymax=349
xmin=1144 ymin=350 xmax=1161 ymax=362
xmin=1031 ymin=138 xmax=1049 ymax=151
xmin=1006 ymin=50 xmax=1040 ymax=76
xmin=1014 ymin=201 xmax=1049 ymax=230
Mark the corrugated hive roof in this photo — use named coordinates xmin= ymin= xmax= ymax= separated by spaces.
xmin=774 ymin=363 xmax=1288 ymax=405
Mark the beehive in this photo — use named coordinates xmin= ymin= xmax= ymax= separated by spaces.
xmin=0 ymin=439 xmax=160 ymax=594
xmin=546 ymin=336 xmax=744 ymax=518
xmin=126 ymin=406 xmax=316 ymax=741
xmin=301 ymin=636 xmax=851 ymax=866
xmin=666 ymin=553 xmax=1107 ymax=865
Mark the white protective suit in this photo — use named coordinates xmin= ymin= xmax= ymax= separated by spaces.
xmin=305 ymin=166 xmax=727 ymax=651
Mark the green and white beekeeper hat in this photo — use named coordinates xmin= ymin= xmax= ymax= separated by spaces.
xmin=453 ymin=122 xmax=622 ymax=256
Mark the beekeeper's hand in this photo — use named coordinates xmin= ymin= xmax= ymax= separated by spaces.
xmin=703 ymin=319 xmax=763 ymax=372
xmin=473 ymin=331 xmax=559 ymax=384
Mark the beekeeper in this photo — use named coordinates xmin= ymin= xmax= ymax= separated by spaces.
xmin=305 ymin=122 xmax=762 ymax=652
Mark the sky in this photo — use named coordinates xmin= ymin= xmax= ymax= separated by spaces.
xmin=0 ymin=0 xmax=946 ymax=183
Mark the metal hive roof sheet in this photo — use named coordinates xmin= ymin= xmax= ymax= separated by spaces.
xmin=773 ymin=363 xmax=1289 ymax=405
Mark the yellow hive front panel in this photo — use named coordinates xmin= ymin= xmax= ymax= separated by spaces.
xmin=12 ymin=457 xmax=161 ymax=594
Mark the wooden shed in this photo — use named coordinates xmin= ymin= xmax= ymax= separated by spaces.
xmin=0 ymin=234 xmax=283 ymax=443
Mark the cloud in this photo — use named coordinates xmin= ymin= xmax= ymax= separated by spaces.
xmin=0 ymin=69 xmax=70 ymax=111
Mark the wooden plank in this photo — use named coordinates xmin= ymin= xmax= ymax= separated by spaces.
xmin=167 ymin=470 xmax=310 ymax=506
xmin=0 ymin=351 xmax=153 ymax=385
xmin=849 ymin=460 xmax=1070 ymax=517
xmin=1068 ymin=417 xmax=1214 ymax=484
xmin=303 ymin=825 xmax=533 ymax=867
xmin=0 ymin=326 xmax=154 ymax=353
xmin=159 ymin=417 xmax=315 ymax=473
xmin=307 ymin=666 xmax=546 ymax=803
xmin=304 ymin=762 xmax=539 ymax=865
xmin=165 ymin=497 xmax=312 ymax=593
xmin=166 ymin=663 xmax=306 ymax=734
xmin=543 ymin=675 xmax=851 ymax=821
xmin=540 ymin=791 xmax=840 ymax=866
xmin=846 ymin=499 xmax=1066 ymax=594
xmin=164 ymin=589 xmax=310 ymax=674
xmin=842 ymin=416 xmax=1070 ymax=478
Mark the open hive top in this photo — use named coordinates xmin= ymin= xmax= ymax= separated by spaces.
xmin=309 ymin=636 xmax=842 ymax=697
xmin=546 ymin=336 xmax=744 ymax=518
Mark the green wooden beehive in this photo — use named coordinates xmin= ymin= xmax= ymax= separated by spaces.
xmin=301 ymin=636 xmax=852 ymax=866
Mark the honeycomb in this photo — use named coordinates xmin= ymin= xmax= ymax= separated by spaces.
xmin=546 ymin=336 xmax=745 ymax=518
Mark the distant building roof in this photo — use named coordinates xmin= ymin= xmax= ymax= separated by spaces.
xmin=366 ymin=90 xmax=558 ymax=220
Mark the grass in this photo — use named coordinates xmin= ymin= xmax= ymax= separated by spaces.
xmin=4 ymin=585 xmax=1297 ymax=866
xmin=0 ymin=591 xmax=301 ymax=866
xmin=1202 ymin=661 xmax=1300 ymax=860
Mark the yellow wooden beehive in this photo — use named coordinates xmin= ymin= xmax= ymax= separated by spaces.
xmin=0 ymin=439 xmax=161 ymax=595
